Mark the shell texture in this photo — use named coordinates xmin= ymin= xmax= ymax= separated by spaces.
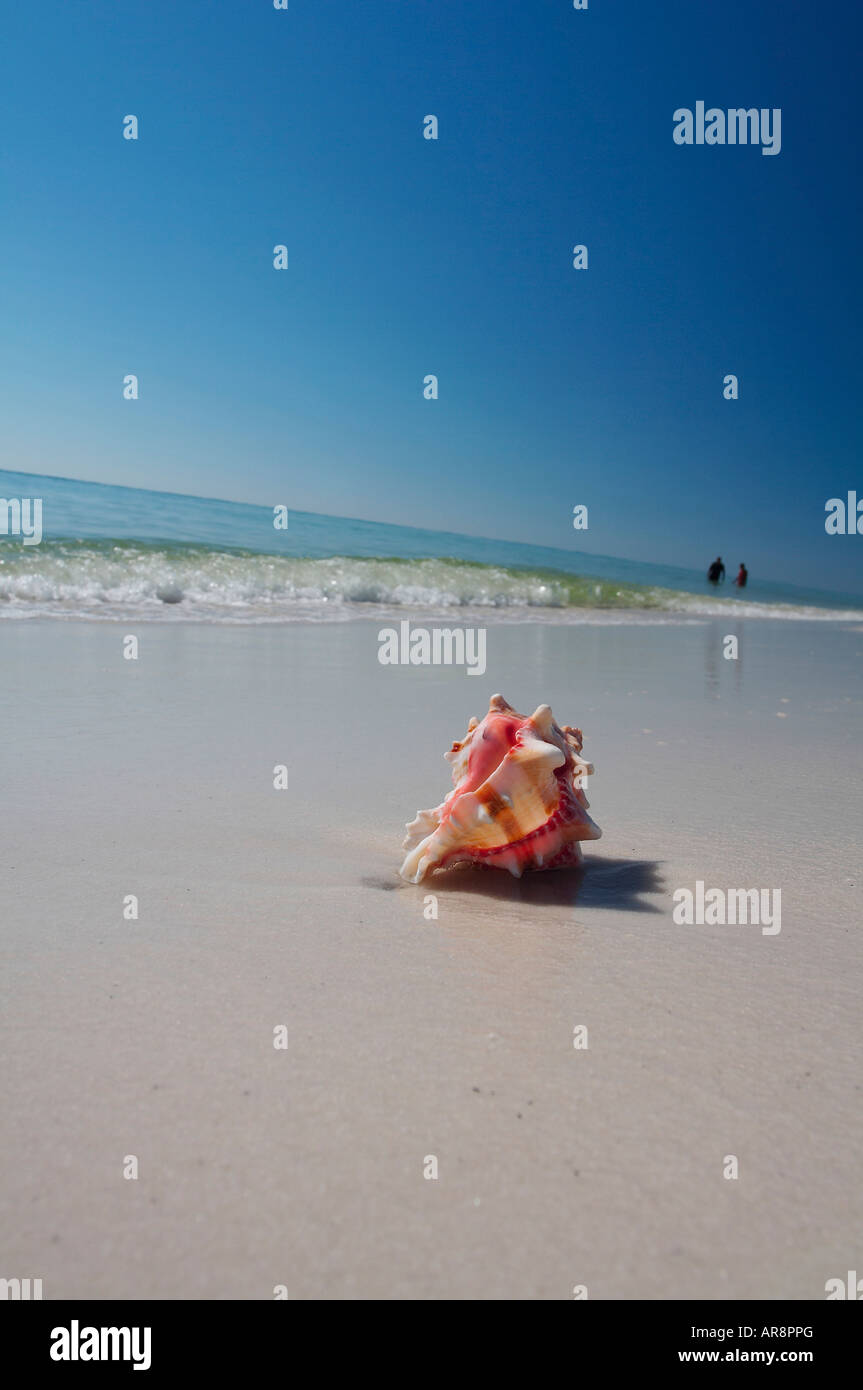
xmin=400 ymin=694 xmax=601 ymax=882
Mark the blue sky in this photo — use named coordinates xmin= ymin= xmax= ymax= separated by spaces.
xmin=1 ymin=1 xmax=861 ymax=591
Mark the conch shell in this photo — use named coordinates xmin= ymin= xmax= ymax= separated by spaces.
xmin=399 ymin=694 xmax=601 ymax=882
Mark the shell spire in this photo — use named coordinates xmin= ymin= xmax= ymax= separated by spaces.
xmin=399 ymin=694 xmax=601 ymax=883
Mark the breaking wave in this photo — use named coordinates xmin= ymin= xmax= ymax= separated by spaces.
xmin=1 ymin=540 xmax=861 ymax=624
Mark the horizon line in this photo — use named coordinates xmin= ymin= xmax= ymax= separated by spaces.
xmin=1 ymin=465 xmax=858 ymax=604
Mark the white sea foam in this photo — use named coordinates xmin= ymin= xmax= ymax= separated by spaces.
xmin=0 ymin=543 xmax=860 ymax=624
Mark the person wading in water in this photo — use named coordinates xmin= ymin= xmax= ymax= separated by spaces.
xmin=707 ymin=556 xmax=725 ymax=585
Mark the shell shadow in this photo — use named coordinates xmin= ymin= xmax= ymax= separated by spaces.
xmin=379 ymin=856 xmax=665 ymax=914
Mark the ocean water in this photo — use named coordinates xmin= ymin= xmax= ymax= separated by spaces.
xmin=1 ymin=468 xmax=862 ymax=624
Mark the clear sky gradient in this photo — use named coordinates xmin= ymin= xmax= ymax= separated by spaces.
xmin=1 ymin=1 xmax=861 ymax=591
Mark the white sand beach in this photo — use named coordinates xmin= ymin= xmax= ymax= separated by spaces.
xmin=1 ymin=616 xmax=861 ymax=1299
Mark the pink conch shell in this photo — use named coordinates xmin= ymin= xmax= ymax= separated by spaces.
xmin=400 ymin=694 xmax=601 ymax=883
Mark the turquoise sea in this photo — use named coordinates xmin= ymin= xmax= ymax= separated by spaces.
xmin=1 ymin=469 xmax=861 ymax=623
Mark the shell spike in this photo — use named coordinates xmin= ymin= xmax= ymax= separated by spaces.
xmin=529 ymin=703 xmax=555 ymax=738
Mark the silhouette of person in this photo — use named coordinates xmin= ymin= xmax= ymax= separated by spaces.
xmin=707 ymin=556 xmax=725 ymax=584
xmin=735 ymin=563 xmax=748 ymax=589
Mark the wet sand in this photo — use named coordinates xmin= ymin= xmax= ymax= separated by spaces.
xmin=1 ymin=617 xmax=861 ymax=1298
